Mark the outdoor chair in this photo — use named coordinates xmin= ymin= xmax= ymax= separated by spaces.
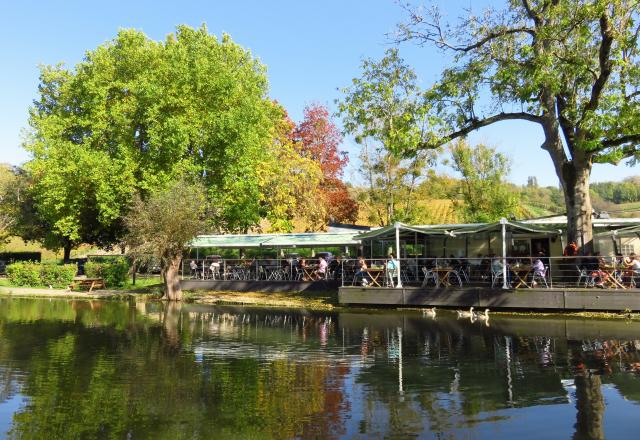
xmin=421 ymin=267 xmax=437 ymax=287
xmin=447 ymin=270 xmax=463 ymax=287
xmin=491 ymin=268 xmax=504 ymax=288
xmin=576 ymin=266 xmax=594 ymax=288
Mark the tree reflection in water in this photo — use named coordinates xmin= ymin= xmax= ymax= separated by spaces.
xmin=0 ymin=299 xmax=637 ymax=438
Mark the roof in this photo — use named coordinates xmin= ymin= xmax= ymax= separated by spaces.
xmin=189 ymin=232 xmax=361 ymax=248
xmin=595 ymin=224 xmax=640 ymax=238
xmin=522 ymin=216 xmax=640 ymax=228
xmin=355 ymin=220 xmax=560 ymax=240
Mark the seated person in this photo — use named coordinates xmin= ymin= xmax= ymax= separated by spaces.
xmin=531 ymin=252 xmax=546 ymax=286
xmin=313 ymin=256 xmax=328 ymax=280
xmin=189 ymin=260 xmax=198 ymax=278
xmin=492 ymin=255 xmax=512 ymax=285
xmin=328 ymin=255 xmax=342 ymax=279
xmin=624 ymin=253 xmax=640 ymax=285
xmin=354 ymin=256 xmax=372 ymax=286
xmin=588 ymin=252 xmax=609 ymax=287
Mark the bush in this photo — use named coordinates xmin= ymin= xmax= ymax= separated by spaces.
xmin=6 ymin=262 xmax=76 ymax=287
xmin=84 ymin=259 xmax=130 ymax=288
xmin=40 ymin=264 xmax=77 ymax=288
xmin=6 ymin=262 xmax=41 ymax=286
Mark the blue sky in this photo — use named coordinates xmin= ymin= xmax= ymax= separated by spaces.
xmin=1 ymin=0 xmax=637 ymax=186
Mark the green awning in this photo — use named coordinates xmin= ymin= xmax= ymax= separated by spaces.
xmin=450 ymin=220 xmax=561 ymax=236
xmin=188 ymin=232 xmax=360 ymax=248
xmin=355 ymin=223 xmax=455 ymax=240
xmin=595 ymin=224 xmax=640 ymax=238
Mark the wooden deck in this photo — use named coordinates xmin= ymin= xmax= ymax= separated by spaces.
xmin=339 ymin=285 xmax=640 ymax=312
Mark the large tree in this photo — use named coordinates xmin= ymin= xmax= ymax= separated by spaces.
xmin=397 ymin=0 xmax=640 ymax=250
xmin=448 ymin=141 xmax=521 ymax=222
xmin=23 ymin=25 xmax=280 ymax=258
xmin=338 ymin=49 xmax=437 ymax=226
xmin=125 ymin=180 xmax=205 ymax=301
xmin=292 ymin=104 xmax=358 ymax=225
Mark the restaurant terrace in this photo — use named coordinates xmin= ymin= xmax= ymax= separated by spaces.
xmin=180 ymin=217 xmax=640 ymax=311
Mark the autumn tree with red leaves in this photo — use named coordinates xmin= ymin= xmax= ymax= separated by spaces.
xmin=292 ymin=104 xmax=358 ymax=224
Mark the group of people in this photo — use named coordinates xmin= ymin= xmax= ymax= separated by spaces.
xmin=581 ymin=251 xmax=640 ymax=288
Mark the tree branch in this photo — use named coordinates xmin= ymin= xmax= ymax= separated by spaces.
xmin=601 ymin=133 xmax=640 ymax=148
xmin=583 ymin=13 xmax=615 ymax=116
xmin=418 ymin=112 xmax=542 ymax=149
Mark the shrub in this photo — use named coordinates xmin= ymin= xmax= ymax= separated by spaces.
xmin=6 ymin=262 xmax=41 ymax=286
xmin=84 ymin=259 xmax=130 ymax=288
xmin=5 ymin=262 xmax=76 ymax=287
xmin=40 ymin=264 xmax=77 ymax=288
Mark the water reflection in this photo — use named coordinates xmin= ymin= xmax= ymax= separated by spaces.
xmin=0 ymin=298 xmax=637 ymax=438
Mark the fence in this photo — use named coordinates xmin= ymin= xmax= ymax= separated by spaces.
xmin=181 ymin=256 xmax=640 ymax=290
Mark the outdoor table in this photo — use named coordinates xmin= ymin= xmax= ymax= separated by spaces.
xmin=511 ymin=265 xmax=532 ymax=288
xmin=433 ymin=267 xmax=455 ymax=287
xmin=366 ymin=267 xmax=385 ymax=287
xmin=601 ymin=266 xmax=626 ymax=289
xmin=302 ymin=266 xmax=316 ymax=281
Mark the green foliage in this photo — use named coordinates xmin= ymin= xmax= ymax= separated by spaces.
xmin=125 ymin=179 xmax=205 ymax=299
xmin=23 ymin=24 xmax=279 ymax=255
xmin=84 ymin=259 xmax=130 ymax=288
xmin=39 ymin=264 xmax=78 ymax=288
xmin=448 ymin=141 xmax=521 ymax=222
xmin=338 ymin=49 xmax=437 ymax=226
xmin=6 ymin=262 xmax=41 ymax=287
xmin=396 ymin=0 xmax=640 ymax=242
xmin=6 ymin=262 xmax=76 ymax=287
xmin=0 ymin=164 xmax=18 ymax=247
xmin=591 ymin=177 xmax=640 ymax=204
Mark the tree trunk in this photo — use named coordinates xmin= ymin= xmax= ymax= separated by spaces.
xmin=162 ymin=255 xmax=183 ymax=301
xmin=573 ymin=373 xmax=604 ymax=440
xmin=559 ymin=161 xmax=594 ymax=253
xmin=63 ymin=243 xmax=72 ymax=263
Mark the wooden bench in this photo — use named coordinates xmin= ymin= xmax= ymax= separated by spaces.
xmin=69 ymin=278 xmax=105 ymax=292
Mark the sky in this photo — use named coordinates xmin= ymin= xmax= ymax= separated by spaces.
xmin=1 ymin=0 xmax=637 ymax=186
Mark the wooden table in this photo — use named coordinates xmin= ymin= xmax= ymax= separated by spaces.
xmin=366 ymin=268 xmax=385 ymax=287
xmin=70 ymin=278 xmax=105 ymax=292
xmin=601 ymin=266 xmax=626 ymax=289
xmin=511 ymin=266 xmax=532 ymax=288
xmin=433 ymin=267 xmax=455 ymax=287
xmin=302 ymin=266 xmax=316 ymax=281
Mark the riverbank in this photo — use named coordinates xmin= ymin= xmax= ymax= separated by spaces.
xmin=0 ymin=286 xmax=338 ymax=309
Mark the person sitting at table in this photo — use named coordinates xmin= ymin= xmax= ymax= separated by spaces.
xmin=588 ymin=252 xmax=609 ymax=288
xmin=531 ymin=252 xmax=545 ymax=287
xmin=624 ymin=253 xmax=640 ymax=286
xmin=298 ymin=258 xmax=309 ymax=280
xmin=189 ymin=260 xmax=198 ymax=279
xmin=491 ymin=255 xmax=511 ymax=286
xmin=313 ymin=256 xmax=328 ymax=280
xmin=328 ymin=255 xmax=342 ymax=280
xmin=209 ymin=260 xmax=221 ymax=279
xmin=355 ymin=256 xmax=372 ymax=286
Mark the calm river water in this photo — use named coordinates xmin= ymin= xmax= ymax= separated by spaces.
xmin=0 ymin=298 xmax=638 ymax=439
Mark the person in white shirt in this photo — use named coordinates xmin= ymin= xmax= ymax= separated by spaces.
xmin=314 ymin=256 xmax=328 ymax=280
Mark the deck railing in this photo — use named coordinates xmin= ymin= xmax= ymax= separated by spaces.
xmin=181 ymin=256 xmax=640 ymax=290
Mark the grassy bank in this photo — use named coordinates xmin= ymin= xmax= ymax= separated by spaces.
xmin=184 ymin=289 xmax=338 ymax=310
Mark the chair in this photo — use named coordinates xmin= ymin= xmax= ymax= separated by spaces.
xmin=491 ymin=268 xmax=504 ymax=288
xmin=447 ymin=270 xmax=463 ymax=287
xmin=421 ymin=267 xmax=437 ymax=287
xmin=532 ymin=267 xmax=549 ymax=288
xmin=576 ymin=265 xmax=593 ymax=288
